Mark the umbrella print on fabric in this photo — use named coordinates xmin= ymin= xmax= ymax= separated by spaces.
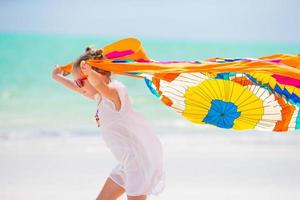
xmin=59 ymin=38 xmax=300 ymax=132
xmin=202 ymin=99 xmax=242 ymax=129
xmin=144 ymin=73 xmax=283 ymax=131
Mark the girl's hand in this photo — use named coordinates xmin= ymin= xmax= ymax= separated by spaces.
xmin=52 ymin=64 xmax=62 ymax=76
xmin=80 ymin=61 xmax=92 ymax=75
xmin=52 ymin=64 xmax=70 ymax=77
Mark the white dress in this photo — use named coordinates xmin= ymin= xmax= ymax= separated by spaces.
xmin=93 ymin=79 xmax=166 ymax=196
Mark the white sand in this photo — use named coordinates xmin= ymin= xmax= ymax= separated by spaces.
xmin=0 ymin=132 xmax=300 ymax=200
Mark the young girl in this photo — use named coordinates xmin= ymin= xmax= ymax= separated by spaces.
xmin=52 ymin=47 xmax=166 ymax=200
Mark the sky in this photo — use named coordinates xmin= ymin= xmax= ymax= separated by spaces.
xmin=0 ymin=0 xmax=299 ymax=42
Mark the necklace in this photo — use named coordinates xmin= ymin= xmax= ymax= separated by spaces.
xmin=94 ymin=96 xmax=101 ymax=127
xmin=94 ymin=80 xmax=112 ymax=127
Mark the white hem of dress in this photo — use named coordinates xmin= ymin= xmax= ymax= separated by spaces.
xmin=109 ymin=175 xmax=149 ymax=197
xmin=108 ymin=175 xmax=126 ymax=189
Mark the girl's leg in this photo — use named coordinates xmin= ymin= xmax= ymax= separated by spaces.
xmin=96 ymin=177 xmax=125 ymax=200
xmin=127 ymin=195 xmax=147 ymax=200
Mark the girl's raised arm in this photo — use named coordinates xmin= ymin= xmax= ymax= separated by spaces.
xmin=80 ymin=61 xmax=121 ymax=111
xmin=51 ymin=65 xmax=96 ymax=100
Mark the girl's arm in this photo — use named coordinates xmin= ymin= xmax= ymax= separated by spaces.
xmin=81 ymin=61 xmax=121 ymax=110
xmin=51 ymin=65 xmax=96 ymax=100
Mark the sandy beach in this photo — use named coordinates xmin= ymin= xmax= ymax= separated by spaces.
xmin=1 ymin=132 xmax=300 ymax=200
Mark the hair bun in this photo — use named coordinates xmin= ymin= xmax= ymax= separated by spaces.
xmin=85 ymin=46 xmax=92 ymax=52
xmin=93 ymin=49 xmax=103 ymax=59
xmin=95 ymin=49 xmax=103 ymax=55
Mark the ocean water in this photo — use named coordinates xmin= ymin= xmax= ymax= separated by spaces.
xmin=0 ymin=32 xmax=300 ymax=139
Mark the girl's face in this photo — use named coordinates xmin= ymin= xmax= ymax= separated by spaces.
xmin=81 ymin=79 xmax=98 ymax=95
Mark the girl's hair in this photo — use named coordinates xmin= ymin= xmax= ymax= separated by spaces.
xmin=73 ymin=46 xmax=112 ymax=82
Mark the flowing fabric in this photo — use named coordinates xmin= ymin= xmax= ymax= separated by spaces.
xmin=60 ymin=38 xmax=300 ymax=131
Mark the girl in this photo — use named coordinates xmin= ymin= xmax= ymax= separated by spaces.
xmin=52 ymin=47 xmax=166 ymax=200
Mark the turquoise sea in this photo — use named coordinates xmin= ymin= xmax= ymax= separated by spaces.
xmin=0 ymin=32 xmax=300 ymax=139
